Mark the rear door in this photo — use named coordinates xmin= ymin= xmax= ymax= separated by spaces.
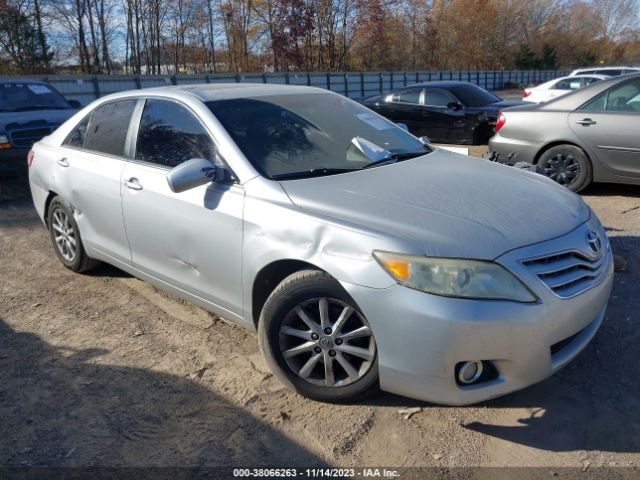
xmin=120 ymin=98 xmax=244 ymax=317
xmin=56 ymin=99 xmax=137 ymax=263
xmin=569 ymin=78 xmax=640 ymax=178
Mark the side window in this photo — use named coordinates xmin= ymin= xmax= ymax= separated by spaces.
xmin=554 ymin=79 xmax=581 ymax=90
xmin=391 ymin=90 xmax=421 ymax=105
xmin=424 ymin=91 xmax=454 ymax=107
xmin=581 ymin=93 xmax=606 ymax=112
xmin=83 ymin=100 xmax=137 ymax=156
xmin=605 ymin=79 xmax=640 ymax=112
xmin=64 ymin=116 xmax=90 ymax=148
xmin=580 ymin=79 xmax=640 ymax=112
xmin=582 ymin=77 xmax=600 ymax=86
xmin=136 ymin=99 xmax=215 ymax=168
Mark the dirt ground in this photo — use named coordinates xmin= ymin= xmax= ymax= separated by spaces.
xmin=1 ymin=162 xmax=639 ymax=473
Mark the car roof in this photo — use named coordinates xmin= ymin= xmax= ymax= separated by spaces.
xmin=566 ymin=74 xmax=611 ymax=79
xmin=571 ymin=66 xmax=639 ymax=73
xmin=109 ymin=83 xmax=332 ymax=102
xmin=404 ymin=81 xmax=479 ymax=89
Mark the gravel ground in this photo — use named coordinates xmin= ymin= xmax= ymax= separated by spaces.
xmin=1 ymin=160 xmax=639 ymax=472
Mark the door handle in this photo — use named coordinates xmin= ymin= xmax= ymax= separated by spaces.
xmin=124 ymin=178 xmax=143 ymax=191
xmin=56 ymin=157 xmax=69 ymax=167
xmin=576 ymin=118 xmax=597 ymax=126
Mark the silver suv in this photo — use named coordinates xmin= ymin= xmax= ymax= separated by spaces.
xmin=28 ymin=85 xmax=613 ymax=405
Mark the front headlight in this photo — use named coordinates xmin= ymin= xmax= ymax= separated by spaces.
xmin=373 ymin=251 xmax=537 ymax=302
xmin=0 ymin=134 xmax=10 ymax=149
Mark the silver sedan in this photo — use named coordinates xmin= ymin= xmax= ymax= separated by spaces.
xmin=28 ymin=85 xmax=613 ymax=405
xmin=490 ymin=73 xmax=640 ymax=192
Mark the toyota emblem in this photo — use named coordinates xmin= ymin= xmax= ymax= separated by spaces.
xmin=586 ymin=230 xmax=602 ymax=255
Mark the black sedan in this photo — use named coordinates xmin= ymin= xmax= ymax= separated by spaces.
xmin=362 ymin=82 xmax=524 ymax=145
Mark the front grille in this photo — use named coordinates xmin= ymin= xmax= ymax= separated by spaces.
xmin=9 ymin=127 xmax=56 ymax=148
xmin=523 ymin=250 xmax=606 ymax=298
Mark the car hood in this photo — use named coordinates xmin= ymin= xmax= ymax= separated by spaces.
xmin=0 ymin=109 xmax=76 ymax=130
xmin=280 ymin=150 xmax=589 ymax=260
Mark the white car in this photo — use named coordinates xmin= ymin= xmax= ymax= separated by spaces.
xmin=522 ymin=75 xmax=609 ymax=103
xmin=570 ymin=66 xmax=640 ymax=76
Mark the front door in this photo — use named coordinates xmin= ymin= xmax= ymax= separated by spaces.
xmin=423 ymin=89 xmax=464 ymax=143
xmin=121 ymin=98 xmax=244 ymax=317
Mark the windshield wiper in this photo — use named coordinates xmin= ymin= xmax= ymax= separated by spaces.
xmin=361 ymin=150 xmax=429 ymax=169
xmin=271 ymin=168 xmax=358 ymax=180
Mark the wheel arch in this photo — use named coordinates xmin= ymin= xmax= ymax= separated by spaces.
xmin=251 ymin=259 xmax=328 ymax=328
xmin=533 ymin=140 xmax=591 ymax=165
xmin=43 ymin=190 xmax=60 ymax=229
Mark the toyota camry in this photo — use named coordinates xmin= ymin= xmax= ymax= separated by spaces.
xmin=28 ymin=84 xmax=613 ymax=405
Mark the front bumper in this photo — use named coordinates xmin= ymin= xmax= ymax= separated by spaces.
xmin=0 ymin=148 xmax=29 ymax=174
xmin=488 ymin=133 xmax=543 ymax=165
xmin=343 ymin=219 xmax=614 ymax=405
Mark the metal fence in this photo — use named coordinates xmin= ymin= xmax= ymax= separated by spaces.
xmin=2 ymin=70 xmax=569 ymax=106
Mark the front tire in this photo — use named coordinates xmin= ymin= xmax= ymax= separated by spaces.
xmin=47 ymin=197 xmax=100 ymax=273
xmin=537 ymin=145 xmax=592 ymax=192
xmin=258 ymin=270 xmax=378 ymax=402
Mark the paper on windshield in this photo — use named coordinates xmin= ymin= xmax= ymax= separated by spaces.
xmin=28 ymin=84 xmax=52 ymax=95
xmin=355 ymin=112 xmax=393 ymax=131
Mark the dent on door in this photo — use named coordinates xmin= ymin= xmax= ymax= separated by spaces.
xmin=121 ymin=164 xmax=245 ymax=318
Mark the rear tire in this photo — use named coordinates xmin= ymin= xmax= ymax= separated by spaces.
xmin=537 ymin=145 xmax=592 ymax=193
xmin=47 ymin=197 xmax=100 ymax=273
xmin=258 ymin=270 xmax=379 ymax=403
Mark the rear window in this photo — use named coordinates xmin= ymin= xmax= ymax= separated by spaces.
xmin=0 ymin=83 xmax=70 ymax=112
xmin=81 ymin=100 xmax=137 ymax=156
xmin=449 ymin=84 xmax=500 ymax=106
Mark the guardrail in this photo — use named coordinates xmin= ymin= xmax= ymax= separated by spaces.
xmin=2 ymin=70 xmax=569 ymax=106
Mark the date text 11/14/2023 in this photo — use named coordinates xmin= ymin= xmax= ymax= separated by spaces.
xmin=233 ymin=468 xmax=400 ymax=478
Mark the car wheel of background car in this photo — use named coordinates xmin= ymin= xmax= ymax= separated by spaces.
xmin=258 ymin=269 xmax=378 ymax=402
xmin=47 ymin=197 xmax=100 ymax=272
xmin=537 ymin=145 xmax=592 ymax=193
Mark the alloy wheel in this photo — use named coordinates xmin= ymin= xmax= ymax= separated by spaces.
xmin=278 ymin=297 xmax=376 ymax=387
xmin=544 ymin=153 xmax=580 ymax=186
xmin=51 ymin=208 xmax=77 ymax=262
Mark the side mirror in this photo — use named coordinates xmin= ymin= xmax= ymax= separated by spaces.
xmin=447 ymin=102 xmax=463 ymax=111
xmin=419 ymin=136 xmax=431 ymax=145
xmin=396 ymin=122 xmax=409 ymax=132
xmin=68 ymin=99 xmax=82 ymax=109
xmin=166 ymin=158 xmax=217 ymax=193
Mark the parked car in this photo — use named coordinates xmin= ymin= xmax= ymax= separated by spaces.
xmin=523 ymin=75 xmax=610 ymax=103
xmin=490 ymin=73 xmax=640 ymax=192
xmin=0 ymin=80 xmax=80 ymax=174
xmin=29 ymin=84 xmax=613 ymax=405
xmin=570 ymin=66 xmax=640 ymax=77
xmin=362 ymin=82 xmax=524 ymax=145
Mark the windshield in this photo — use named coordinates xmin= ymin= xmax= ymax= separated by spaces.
xmin=449 ymin=84 xmax=501 ymax=107
xmin=207 ymin=93 xmax=430 ymax=179
xmin=0 ymin=83 xmax=70 ymax=112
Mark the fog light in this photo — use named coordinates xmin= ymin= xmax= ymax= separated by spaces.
xmin=457 ymin=361 xmax=484 ymax=385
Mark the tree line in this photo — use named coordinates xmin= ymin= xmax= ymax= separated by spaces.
xmin=1 ymin=0 xmax=639 ymax=75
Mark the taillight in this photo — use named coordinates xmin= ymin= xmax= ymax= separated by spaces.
xmin=495 ymin=112 xmax=506 ymax=134
xmin=523 ymin=90 xmax=532 ymax=98
xmin=27 ymin=150 xmax=35 ymax=168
